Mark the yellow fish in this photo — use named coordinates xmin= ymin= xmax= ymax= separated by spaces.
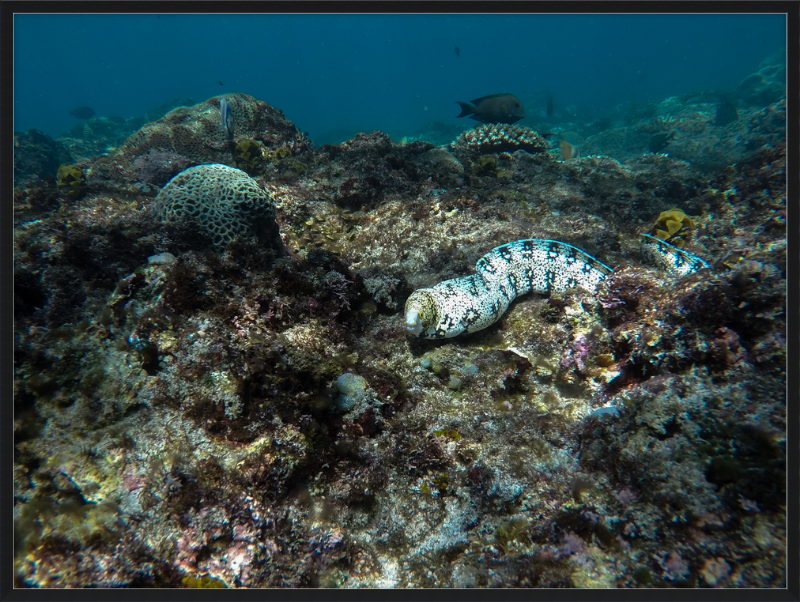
xmin=559 ymin=131 xmax=583 ymax=160
xmin=560 ymin=139 xmax=580 ymax=160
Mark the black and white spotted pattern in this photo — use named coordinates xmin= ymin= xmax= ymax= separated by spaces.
xmin=639 ymin=234 xmax=710 ymax=276
xmin=404 ymin=239 xmax=613 ymax=339
xmin=404 ymin=235 xmax=710 ymax=339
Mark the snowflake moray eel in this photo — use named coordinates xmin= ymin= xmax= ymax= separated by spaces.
xmin=404 ymin=234 xmax=709 ymax=339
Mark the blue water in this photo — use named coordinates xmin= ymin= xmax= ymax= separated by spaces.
xmin=14 ymin=13 xmax=786 ymax=144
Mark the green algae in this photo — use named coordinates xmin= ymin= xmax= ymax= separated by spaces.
xmin=433 ymin=428 xmax=462 ymax=442
xmin=182 ymin=574 xmax=226 ymax=588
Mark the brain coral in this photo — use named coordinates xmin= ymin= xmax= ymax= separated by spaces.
xmin=452 ymin=124 xmax=547 ymax=155
xmin=152 ymin=164 xmax=276 ymax=249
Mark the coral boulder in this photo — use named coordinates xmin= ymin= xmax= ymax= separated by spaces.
xmin=87 ymin=93 xmax=312 ymax=193
xmin=152 ymin=164 xmax=279 ymax=249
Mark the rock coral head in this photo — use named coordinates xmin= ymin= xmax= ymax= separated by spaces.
xmin=153 ymin=164 xmax=277 ymax=250
xmin=652 ymin=208 xmax=693 ymax=247
xmin=454 ymin=124 xmax=547 ymax=155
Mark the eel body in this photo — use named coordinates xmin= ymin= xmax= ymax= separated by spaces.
xmin=639 ymin=233 xmax=710 ymax=276
xmin=404 ymin=235 xmax=709 ymax=339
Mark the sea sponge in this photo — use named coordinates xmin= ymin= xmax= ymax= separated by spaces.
xmin=152 ymin=164 xmax=276 ymax=249
xmin=453 ymin=124 xmax=547 ymax=155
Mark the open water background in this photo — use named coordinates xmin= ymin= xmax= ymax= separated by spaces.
xmin=14 ymin=13 xmax=786 ymax=143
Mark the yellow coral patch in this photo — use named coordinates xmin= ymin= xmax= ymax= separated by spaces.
xmin=652 ymin=208 xmax=694 ymax=244
xmin=665 ymin=218 xmax=683 ymax=236
xmin=56 ymin=164 xmax=84 ymax=188
xmin=233 ymin=139 xmax=265 ymax=174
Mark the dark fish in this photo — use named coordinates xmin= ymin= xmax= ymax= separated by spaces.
xmin=218 ymin=80 xmax=224 ymax=86
xmin=636 ymin=70 xmax=648 ymax=82
xmin=649 ymin=131 xmax=676 ymax=153
xmin=715 ymin=99 xmax=738 ymax=126
xmin=220 ymin=97 xmax=235 ymax=139
xmin=455 ymin=93 xmax=525 ymax=125
xmin=546 ymin=95 xmax=554 ymax=117
xmin=593 ymin=116 xmax=612 ymax=131
xmin=69 ymin=106 xmax=95 ymax=120
xmin=455 ymin=45 xmax=460 ymax=58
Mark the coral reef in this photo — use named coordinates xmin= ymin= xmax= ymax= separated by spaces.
xmin=13 ymin=129 xmax=75 ymax=188
xmin=292 ymin=130 xmax=434 ymax=210
xmin=581 ymin=56 xmax=786 ymax=174
xmin=12 ymin=76 xmax=786 ymax=590
xmin=737 ymin=49 xmax=786 ymax=107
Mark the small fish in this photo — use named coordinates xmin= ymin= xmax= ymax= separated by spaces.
xmin=559 ymin=131 xmax=583 ymax=160
xmin=715 ymin=99 xmax=738 ymax=126
xmin=220 ymin=97 xmax=235 ymax=139
xmin=546 ymin=95 xmax=554 ymax=117
xmin=455 ymin=45 xmax=460 ymax=58
xmin=455 ymin=93 xmax=525 ymax=125
xmin=560 ymin=140 xmax=579 ymax=160
xmin=218 ymin=80 xmax=224 ymax=86
xmin=649 ymin=131 xmax=676 ymax=153
xmin=69 ymin=106 xmax=96 ymax=120
xmin=635 ymin=70 xmax=648 ymax=82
